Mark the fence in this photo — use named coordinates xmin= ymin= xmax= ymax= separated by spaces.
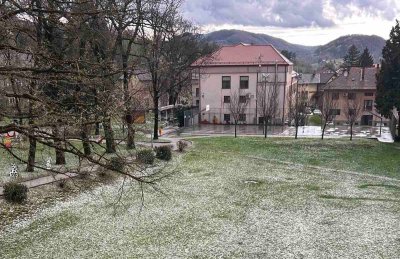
xmin=199 ymin=108 xmax=284 ymax=125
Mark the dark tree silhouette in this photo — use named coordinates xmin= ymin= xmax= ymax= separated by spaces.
xmin=359 ymin=47 xmax=374 ymax=67
xmin=376 ymin=20 xmax=400 ymax=138
xmin=343 ymin=44 xmax=360 ymax=67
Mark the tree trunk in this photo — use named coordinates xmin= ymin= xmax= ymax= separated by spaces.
xmin=26 ymin=89 xmax=36 ymax=172
xmin=153 ymin=95 xmax=159 ymax=140
xmin=295 ymin=125 xmax=298 ymax=139
xmin=264 ymin=120 xmax=268 ymax=138
xmin=321 ymin=123 xmax=327 ymax=140
xmin=26 ymin=132 xmax=36 ymax=172
xmin=126 ymin=123 xmax=135 ymax=149
xmin=95 ymin=122 xmax=100 ymax=136
xmin=81 ymin=124 xmax=91 ymax=156
xmin=53 ymin=125 xmax=66 ymax=165
xmin=103 ymin=117 xmax=116 ymax=153
xmin=234 ymin=121 xmax=237 ymax=138
xmin=350 ymin=124 xmax=353 ymax=141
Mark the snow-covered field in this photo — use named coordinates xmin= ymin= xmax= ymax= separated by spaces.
xmin=1 ymin=138 xmax=399 ymax=258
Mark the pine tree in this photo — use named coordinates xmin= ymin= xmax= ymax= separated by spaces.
xmin=343 ymin=44 xmax=360 ymax=67
xmin=359 ymin=47 xmax=374 ymax=67
xmin=376 ymin=20 xmax=400 ymax=138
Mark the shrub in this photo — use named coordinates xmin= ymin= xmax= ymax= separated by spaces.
xmin=309 ymin=114 xmax=322 ymax=126
xmin=177 ymin=140 xmax=188 ymax=152
xmin=109 ymin=157 xmax=125 ymax=171
xmin=155 ymin=145 xmax=172 ymax=161
xmin=137 ymin=149 xmax=155 ymax=164
xmin=4 ymin=182 xmax=28 ymax=203
xmin=57 ymin=180 xmax=67 ymax=189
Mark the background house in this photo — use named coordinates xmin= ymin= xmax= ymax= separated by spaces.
xmin=322 ymin=67 xmax=388 ymax=126
xmin=191 ymin=43 xmax=293 ymax=125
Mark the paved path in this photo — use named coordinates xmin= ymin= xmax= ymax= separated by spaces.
xmin=0 ymin=172 xmax=78 ymax=196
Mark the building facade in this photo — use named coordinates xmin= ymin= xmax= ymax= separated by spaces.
xmin=192 ymin=44 xmax=293 ymax=125
xmin=322 ymin=67 xmax=389 ymax=126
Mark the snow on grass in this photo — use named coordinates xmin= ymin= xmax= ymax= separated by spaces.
xmin=0 ymin=138 xmax=400 ymax=258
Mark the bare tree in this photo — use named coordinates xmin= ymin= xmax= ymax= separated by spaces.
xmin=103 ymin=0 xmax=143 ymax=149
xmin=229 ymin=89 xmax=249 ymax=138
xmin=288 ymin=75 xmax=308 ymax=139
xmin=138 ymin=0 xmax=215 ymax=139
xmin=257 ymin=72 xmax=279 ymax=138
xmin=344 ymin=92 xmax=363 ymax=141
xmin=320 ymin=91 xmax=338 ymax=140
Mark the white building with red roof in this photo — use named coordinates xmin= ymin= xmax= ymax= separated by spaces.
xmin=191 ymin=43 xmax=293 ymax=125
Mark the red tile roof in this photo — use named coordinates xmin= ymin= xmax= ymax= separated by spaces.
xmin=193 ymin=43 xmax=292 ymax=67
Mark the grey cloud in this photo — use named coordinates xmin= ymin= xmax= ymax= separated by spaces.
xmin=332 ymin=0 xmax=399 ymax=20
xmin=182 ymin=0 xmax=334 ymax=28
xmin=182 ymin=0 xmax=400 ymax=28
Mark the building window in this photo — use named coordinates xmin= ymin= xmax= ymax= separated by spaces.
xmin=223 ymin=114 xmax=230 ymax=123
xmin=196 ymin=100 xmax=200 ymax=107
xmin=364 ymin=100 xmax=373 ymax=111
xmin=8 ymin=97 xmax=16 ymax=104
xmin=195 ymin=88 xmax=199 ymax=97
xmin=348 ymin=92 xmax=356 ymax=100
xmin=332 ymin=92 xmax=339 ymax=100
xmin=223 ymin=96 xmax=231 ymax=103
xmin=239 ymin=114 xmax=246 ymax=122
xmin=330 ymin=109 xmax=341 ymax=116
xmin=240 ymin=76 xmax=249 ymax=89
xmin=365 ymin=92 xmax=374 ymax=96
xmin=222 ymin=76 xmax=231 ymax=89
xmin=239 ymin=95 xmax=247 ymax=103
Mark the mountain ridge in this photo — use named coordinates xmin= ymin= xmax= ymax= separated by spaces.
xmin=204 ymin=29 xmax=386 ymax=63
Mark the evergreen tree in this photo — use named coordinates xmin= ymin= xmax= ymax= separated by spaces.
xmin=343 ymin=44 xmax=360 ymax=67
xmin=359 ymin=47 xmax=374 ymax=67
xmin=376 ymin=20 xmax=400 ymax=138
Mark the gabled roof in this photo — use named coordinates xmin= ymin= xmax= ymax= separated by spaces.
xmin=193 ymin=43 xmax=292 ymax=67
xmin=324 ymin=67 xmax=378 ymax=90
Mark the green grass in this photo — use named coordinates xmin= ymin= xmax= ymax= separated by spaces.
xmin=1 ymin=137 xmax=400 ymax=258
xmin=0 ymin=139 xmax=136 ymax=185
xmin=189 ymin=137 xmax=400 ymax=179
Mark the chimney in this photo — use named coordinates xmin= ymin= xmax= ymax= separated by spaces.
xmin=361 ymin=67 xmax=365 ymax=81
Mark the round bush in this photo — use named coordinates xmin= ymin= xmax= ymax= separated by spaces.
xmin=109 ymin=157 xmax=125 ymax=171
xmin=4 ymin=182 xmax=28 ymax=203
xmin=309 ymin=114 xmax=322 ymax=126
xmin=137 ymin=149 xmax=155 ymax=164
xmin=177 ymin=140 xmax=188 ymax=152
xmin=155 ymin=145 xmax=172 ymax=161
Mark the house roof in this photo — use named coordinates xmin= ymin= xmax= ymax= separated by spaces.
xmin=324 ymin=67 xmax=378 ymax=91
xmin=320 ymin=73 xmax=335 ymax=84
xmin=299 ymin=73 xmax=320 ymax=84
xmin=118 ymin=69 xmax=152 ymax=82
xmin=193 ymin=43 xmax=292 ymax=67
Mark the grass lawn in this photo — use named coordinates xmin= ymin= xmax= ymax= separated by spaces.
xmin=0 ymin=137 xmax=399 ymax=258
xmin=0 ymin=139 xmax=138 ymax=185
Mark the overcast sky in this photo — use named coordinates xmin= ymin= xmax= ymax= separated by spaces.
xmin=182 ymin=0 xmax=400 ymax=46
